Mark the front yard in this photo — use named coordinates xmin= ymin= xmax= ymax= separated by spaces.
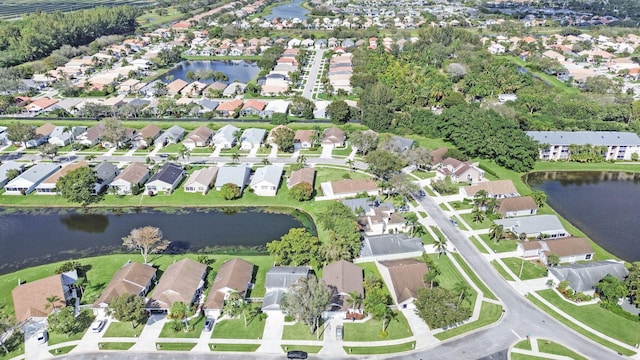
xmin=343 ymin=311 xmax=412 ymax=341
xmin=211 ymin=316 xmax=266 ymax=339
xmin=501 ymin=258 xmax=547 ymax=280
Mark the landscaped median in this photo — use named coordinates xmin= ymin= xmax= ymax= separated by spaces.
xmin=98 ymin=342 xmax=135 ymax=351
xmin=210 ymin=344 xmax=260 ymax=352
xmin=343 ymin=341 xmax=416 ymax=355
xmin=155 ymin=343 xmax=196 ymax=351
xmin=511 ymin=338 xmax=588 ymax=360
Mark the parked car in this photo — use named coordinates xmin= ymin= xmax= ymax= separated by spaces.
xmin=91 ymin=319 xmax=106 ymax=333
xmin=336 ymin=325 xmax=343 ymax=340
xmin=287 ymin=350 xmax=308 ymax=359
xmin=204 ymin=317 xmax=215 ymax=332
xmin=35 ymin=330 xmax=48 ymax=344
xmin=450 ymin=218 xmax=458 ymax=226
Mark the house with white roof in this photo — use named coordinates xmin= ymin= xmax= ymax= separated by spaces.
xmin=250 ymin=165 xmax=283 ymax=196
xmin=262 ymin=266 xmax=310 ymax=312
xmin=494 ymin=214 xmax=568 ymax=240
xmin=156 ymin=125 xmax=186 ymax=146
xmin=184 ymin=167 xmax=218 ymax=195
xmin=48 ymin=126 xmax=86 ymax=147
xmin=260 ymin=100 xmax=289 ymax=118
xmin=527 ymin=131 xmax=640 ymax=161
xmin=0 ymin=161 xmax=25 ymax=188
xmin=548 ymin=261 xmax=628 ymax=295
xmin=215 ymin=165 xmax=251 ymax=191
xmin=4 ymin=163 xmax=60 ymax=195
xmin=212 ymin=124 xmax=240 ymax=149
xmin=240 ymin=128 xmax=266 ymax=150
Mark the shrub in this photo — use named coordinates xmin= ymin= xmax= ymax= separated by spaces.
xmin=290 ymin=182 xmax=314 ymax=201
xmin=55 ymin=260 xmax=83 ymax=274
xmin=220 ymin=183 xmax=241 ymax=200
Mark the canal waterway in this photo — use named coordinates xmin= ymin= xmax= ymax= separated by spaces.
xmin=264 ymin=0 xmax=309 ymax=20
xmin=525 ymin=171 xmax=640 ymax=262
xmin=0 ymin=207 xmax=305 ymax=274
xmin=159 ymin=60 xmax=260 ymax=84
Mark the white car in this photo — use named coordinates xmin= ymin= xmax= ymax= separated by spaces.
xmin=91 ymin=319 xmax=106 ymax=333
xmin=35 ymin=330 xmax=47 ymax=344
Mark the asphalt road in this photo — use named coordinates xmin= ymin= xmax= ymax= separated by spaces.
xmin=302 ymin=49 xmax=326 ymax=100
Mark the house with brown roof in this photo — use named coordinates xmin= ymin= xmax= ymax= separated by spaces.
xmin=134 ymin=124 xmax=163 ymax=148
xmin=109 ymin=162 xmax=150 ymax=195
xmin=462 ymin=180 xmax=519 ymax=199
xmin=435 ymin=158 xmax=484 ymax=184
xmin=497 ymin=196 xmax=538 ymax=217
xmin=147 ymin=258 xmax=208 ymax=312
xmin=166 ymin=79 xmax=189 ymax=95
xmin=322 ymin=260 xmax=364 ymax=312
xmin=93 ymin=262 xmax=156 ymax=315
xmin=26 ymin=122 xmax=56 ymax=148
xmin=12 ymin=271 xmax=78 ymax=322
xmin=517 ymin=237 xmax=594 ymax=265
xmin=320 ymin=178 xmax=378 ymax=199
xmin=377 ymin=258 xmax=428 ymax=308
xmin=76 ymin=123 xmax=105 ymax=147
xmin=203 ymin=258 xmax=254 ymax=317
xmin=184 ymin=167 xmax=218 ymax=194
xmin=429 ymin=147 xmax=448 ymax=167
xmin=183 ymin=126 xmax=214 ymax=148
xmin=321 ymin=127 xmax=346 ymax=148
xmin=216 ymin=99 xmax=243 ymax=117
xmin=294 ymin=130 xmax=316 ymax=149
xmin=287 ymin=168 xmax=315 ymax=189
xmin=35 ymin=161 xmax=88 ymax=194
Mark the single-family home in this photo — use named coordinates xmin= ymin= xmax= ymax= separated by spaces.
xmin=214 ymin=165 xmax=251 ymax=191
xmin=488 ymin=43 xmax=506 ymax=55
xmin=0 ymin=161 xmax=24 ymax=188
xmin=166 ymin=79 xmax=189 ymax=95
xmin=212 ymin=124 xmax=240 ymax=149
xmin=378 ymin=258 xmax=428 ymax=308
xmin=146 ymin=258 xmax=208 ymax=312
xmin=287 ymin=167 xmax=316 ymax=189
xmin=216 ymin=99 xmax=243 ymax=117
xmin=527 ymin=131 xmax=640 ymax=161
xmin=385 ymin=136 xmax=415 ymax=154
xmin=92 ymin=162 xmax=120 ymax=194
xmin=262 ymin=266 xmax=310 ymax=312
xmin=180 ymin=81 xmax=207 ymax=97
xmin=35 ymin=161 xmax=88 ymax=195
xmin=25 ymin=97 xmax=59 ymax=114
xmin=4 ymin=163 xmax=60 ymax=195
xmin=184 ymin=167 xmax=218 ymax=194
xmin=548 ymin=261 xmax=628 ymax=295
xmin=93 ymin=262 xmax=156 ymax=315
xmin=517 ymin=237 xmax=594 ymax=264
xmin=357 ymin=233 xmax=424 ymax=263
xmin=145 ymin=163 xmax=185 ymax=195
xmin=183 ymin=126 xmax=214 ymax=149
xmin=260 ymin=100 xmax=289 ymax=118
xmin=436 ymin=158 xmax=484 ymax=184
xmin=321 ymin=127 xmax=346 ymax=148
xmin=240 ymin=128 xmax=266 ymax=150
xmin=250 ymin=165 xmax=283 ymax=196
xmin=322 ymin=260 xmax=364 ymax=312
xmin=26 ymin=123 xmax=56 ymax=148
xmin=494 ymin=214 xmax=568 ymax=239
xmin=266 ymin=125 xmax=291 ymax=146
xmin=48 ymin=126 xmax=86 ymax=147
xmin=109 ymin=162 xmax=150 ymax=195
xmin=462 ymin=180 xmax=519 ymax=199
xmin=222 ymin=82 xmax=247 ymax=97
xmin=241 ymin=100 xmax=267 ymax=116
xmin=294 ymin=130 xmax=316 ymax=149
xmin=156 ymin=125 xmax=186 ymax=146
xmin=198 ymin=99 xmax=219 ymax=114
xmin=203 ymin=258 xmax=254 ymax=318
xmin=320 ymin=178 xmax=378 ymax=199
xmin=134 ymin=124 xmax=163 ymax=149
xmin=76 ymin=124 xmax=105 ymax=147
xmin=12 ymin=270 xmax=77 ymax=322
xmin=497 ymin=196 xmax=538 ymax=217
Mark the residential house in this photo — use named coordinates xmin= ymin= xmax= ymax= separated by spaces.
xmin=357 ymin=234 xmax=424 ymax=263
xmin=429 ymin=147 xmax=448 ymax=168
xmin=92 ymin=162 xmax=119 ymax=194
xmin=146 ymin=258 xmax=208 ymax=312
xmin=377 ymin=258 xmax=428 ymax=308
xmin=26 ymin=123 xmax=56 ymax=148
xmin=203 ymin=258 xmax=254 ymax=318
xmin=262 ymin=266 xmax=310 ymax=312
xmin=435 ymin=158 xmax=484 ymax=184
xmin=12 ymin=271 xmax=78 ymax=322
xmin=214 ymin=165 xmax=251 ymax=191
xmin=156 ymin=125 xmax=186 ymax=146
xmin=134 ymin=124 xmax=163 ymax=149
xmin=488 ymin=43 xmax=506 ymax=55
xmin=93 ymin=262 xmax=157 ymax=315
xmin=222 ymin=82 xmax=247 ymax=97
xmin=494 ymin=214 xmax=568 ymax=239
xmin=250 ymin=165 xmax=283 ymax=196
xmin=241 ymin=100 xmax=267 ymax=116
xmin=294 ymin=130 xmax=316 ymax=149
xmin=462 ymin=180 xmax=519 ymax=199
xmin=205 ymin=81 xmax=228 ymax=95
xmin=180 ymin=81 xmax=207 ymax=97
xmin=385 ymin=136 xmax=415 ymax=154
xmin=240 ymin=128 xmax=266 ymax=150
xmin=48 ymin=126 xmax=86 ymax=147
xmin=527 ymin=131 xmax=640 ymax=161
xmin=287 ymin=168 xmax=315 ymax=189
xmin=212 ymin=124 xmax=240 ymax=149
xmin=321 ymin=127 xmax=346 ymax=148
xmin=267 ymin=125 xmax=291 ymax=146
xmin=198 ymin=99 xmax=219 ymax=114
xmin=25 ymin=97 xmax=59 ymax=114
xmin=166 ymin=79 xmax=189 ymax=95
xmin=183 ymin=126 xmax=214 ymax=149
xmin=260 ymin=100 xmax=289 ymax=118
xmin=0 ymin=161 xmax=24 ymax=188
xmin=517 ymin=237 xmax=594 ymax=264
xmin=109 ymin=162 xmax=150 ymax=195
xmin=76 ymin=124 xmax=105 ymax=147
xmin=356 ymin=204 xmax=405 ymax=236
xmin=4 ymin=163 xmax=60 ymax=195
xmin=216 ymin=99 xmax=243 ymax=117
xmin=35 ymin=161 xmax=88 ymax=194
xmin=497 ymin=196 xmax=538 ymax=217
xmin=322 ymin=260 xmax=364 ymax=312
xmin=145 ymin=163 xmax=185 ymax=195
xmin=320 ymin=178 xmax=378 ymax=199
xmin=548 ymin=261 xmax=628 ymax=295
xmin=184 ymin=167 xmax=218 ymax=194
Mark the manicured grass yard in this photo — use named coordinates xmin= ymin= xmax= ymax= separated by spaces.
xmin=343 ymin=311 xmax=412 ymax=341
xmin=332 ymin=146 xmax=352 ymax=157
xmin=356 ymin=262 xmax=392 ymax=299
xmin=103 ymin=320 xmax=146 ymax=338
xmin=48 ymin=329 xmax=87 ymax=346
xmin=159 ymin=316 xmax=206 ymax=338
xmin=434 ymin=302 xmax=503 ymax=340
xmin=211 ymin=344 xmax=260 ymax=352
xmin=430 ymin=254 xmax=477 ymax=308
xmin=450 ymin=253 xmax=497 ymax=300
xmin=212 ymin=316 xmax=266 ymax=339
xmin=344 ymin=341 xmax=415 ymax=354
xmin=501 ymin=258 xmax=547 ymax=280
xmin=282 ymin=321 xmax=323 ymax=340
xmin=537 ymin=339 xmax=588 ymax=360
xmin=459 ymin=213 xmax=495 ymax=230
xmin=513 ymin=339 xmax=532 ymax=350
xmin=447 ymin=200 xmax=474 ymax=210
xmin=281 ymin=345 xmax=322 ymax=353
xmin=49 ymin=345 xmax=76 ymax=356
xmin=479 ymin=234 xmax=518 ymax=253
xmin=510 ymin=354 xmax=549 ymax=360
xmin=411 ymin=170 xmax=436 ymax=180
xmin=156 ymin=343 xmax=196 ymax=351
xmin=99 ymin=342 xmax=135 ymax=350
xmin=491 ymin=260 xmax=515 ymax=281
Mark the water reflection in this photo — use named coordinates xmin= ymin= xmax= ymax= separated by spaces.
xmin=60 ymin=214 xmax=109 ymax=233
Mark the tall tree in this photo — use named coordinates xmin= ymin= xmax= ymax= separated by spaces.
xmin=271 ymin=126 xmax=295 ymax=153
xmin=281 ymin=275 xmax=333 ymax=335
xmin=45 ymin=295 xmax=62 ymax=313
xmin=57 ymin=167 xmax=99 ymax=206
xmin=360 ymin=82 xmax=394 ymax=131
xmin=489 ymin=223 xmax=505 ymax=243
xmin=267 ymin=228 xmax=321 ymax=266
xmin=6 ymin=122 xmax=34 ymax=146
xmin=38 ymin=143 xmax=59 ymax=161
xmin=414 ymin=287 xmax=472 ymax=329
xmin=326 ymin=100 xmax=352 ymax=124
xmin=122 ymin=226 xmax=170 ymax=263
xmin=0 ymin=304 xmax=15 ymax=354
xmin=433 ymin=235 xmax=448 ymax=258
xmin=101 ymin=118 xmax=128 ymax=148
xmin=364 ymin=149 xmax=405 ymax=180
xmin=106 ymin=293 xmax=147 ymax=329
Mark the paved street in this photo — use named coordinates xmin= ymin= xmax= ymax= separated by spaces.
xmin=302 ymin=49 xmax=326 ymax=100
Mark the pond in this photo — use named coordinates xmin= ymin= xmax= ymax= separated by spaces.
xmin=525 ymin=171 xmax=640 ymax=262
xmin=159 ymin=60 xmax=260 ymax=84
xmin=264 ymin=0 xmax=309 ymax=20
xmin=0 ymin=207 xmax=307 ymax=274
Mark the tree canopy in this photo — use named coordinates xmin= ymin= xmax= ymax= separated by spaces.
xmin=281 ymin=275 xmax=333 ymax=335
xmin=414 ymin=287 xmax=472 ymax=329
xmin=57 ymin=166 xmax=99 ymax=206
xmin=122 ymin=226 xmax=170 ymax=263
xmin=106 ymin=293 xmax=147 ymax=329
xmin=267 ymin=228 xmax=321 ymax=266
xmin=270 ymin=126 xmax=295 ymax=153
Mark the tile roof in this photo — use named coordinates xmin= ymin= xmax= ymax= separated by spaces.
xmin=147 ymin=258 xmax=207 ymax=309
xmin=464 ymin=180 xmax=518 ymax=197
xmin=379 ymin=258 xmax=428 ymax=304
xmin=93 ymin=262 xmax=156 ymax=307
xmin=287 ymin=168 xmax=315 ymax=188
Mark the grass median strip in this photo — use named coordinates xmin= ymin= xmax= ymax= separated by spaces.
xmin=434 ymin=302 xmax=502 ymax=340
xmin=469 ymin=236 xmax=489 ymax=254
xmin=211 ymin=344 xmax=260 ymax=352
xmin=450 ymin=253 xmax=497 ymax=300
xmin=537 ymin=339 xmax=588 ymax=360
xmin=49 ymin=345 xmax=75 ymax=355
xmin=491 ymin=260 xmax=515 ymax=282
xmin=281 ymin=345 xmax=322 ymax=353
xmin=156 ymin=343 xmax=196 ymax=351
xmin=343 ymin=341 xmax=415 ymax=355
xmin=99 ymin=342 xmax=135 ymax=350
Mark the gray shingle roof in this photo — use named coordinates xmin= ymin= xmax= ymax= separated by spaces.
xmin=342 ymin=198 xmax=394 ymax=215
xmin=548 ymin=261 xmax=628 ymax=292
xmin=527 ymin=131 xmax=640 ymax=146
xmin=250 ymin=165 xmax=283 ymax=187
xmin=156 ymin=125 xmax=185 ymax=144
xmin=94 ymin=162 xmax=118 ymax=182
xmin=264 ymin=266 xmax=310 ymax=289
xmin=11 ymin=163 xmax=59 ymax=184
xmin=215 ymin=165 xmax=250 ymax=189
xmin=494 ymin=215 xmax=566 ymax=235
xmin=212 ymin=124 xmax=239 ymax=145
xmin=241 ymin=128 xmax=266 ymax=145
xmin=0 ymin=161 xmax=24 ymax=185
xmin=360 ymin=234 xmax=423 ymax=258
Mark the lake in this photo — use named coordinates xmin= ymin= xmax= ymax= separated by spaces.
xmin=0 ymin=207 xmax=306 ymax=274
xmin=159 ymin=60 xmax=260 ymax=84
xmin=264 ymin=0 xmax=309 ymax=20
xmin=525 ymin=171 xmax=640 ymax=262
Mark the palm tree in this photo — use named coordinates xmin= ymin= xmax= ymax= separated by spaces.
xmin=346 ymin=291 xmax=363 ymax=313
xmin=45 ymin=295 xmax=61 ymax=313
xmin=453 ymin=281 xmax=470 ymax=305
xmin=486 ymin=197 xmax=498 ymax=215
xmin=231 ymin=151 xmax=240 ymax=163
xmin=233 ymin=129 xmax=243 ymax=145
xmin=261 ymin=158 xmax=271 ymax=166
xmin=381 ymin=307 xmax=397 ymax=331
xmin=243 ymin=305 xmax=261 ymax=327
xmin=471 ymin=208 xmax=485 ymax=223
xmin=413 ymin=224 xmax=427 ymax=238
xmin=473 ymin=190 xmax=489 ymax=209
xmin=297 ymin=155 xmax=307 ymax=166
xmin=434 ymin=235 xmax=448 ymax=258
xmin=489 ymin=223 xmax=505 ymax=243
xmin=179 ymin=144 xmax=191 ymax=164
xmin=346 ymin=159 xmax=355 ymax=171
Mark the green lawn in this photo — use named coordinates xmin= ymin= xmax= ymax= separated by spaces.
xmin=156 ymin=343 xmax=196 ymax=351
xmin=430 ymin=254 xmax=477 ymax=308
xmin=491 ymin=260 xmax=516 ymax=281
xmin=501 ymin=258 xmax=547 ymax=280
xmin=450 ymin=253 xmax=497 ymax=300
xmin=459 ymin=213 xmax=494 ymax=230
xmin=99 ymin=342 xmax=135 ymax=350
xmin=510 ymin=354 xmax=550 ymax=360
xmin=159 ymin=316 xmax=206 ymax=338
xmin=103 ymin=320 xmax=146 ymax=338
xmin=332 ymin=146 xmax=352 ymax=157
xmin=356 ymin=262 xmax=392 ymax=299
xmin=211 ymin=344 xmax=260 ymax=352
xmin=48 ymin=329 xmax=87 ymax=346
xmin=343 ymin=311 xmax=412 ymax=341
xmin=412 ymin=170 xmax=436 ymax=180
xmin=469 ymin=236 xmax=489 ymax=254
xmin=281 ymin=345 xmax=322 ymax=353
xmin=504 ymin=56 xmax=580 ymax=95
xmin=447 ymin=200 xmax=474 ymax=210
xmin=434 ymin=302 xmax=503 ymax=340
xmin=282 ymin=321 xmax=323 ymax=340
xmin=344 ymin=341 xmax=415 ymax=354
xmin=212 ymin=316 xmax=266 ymax=339
xmin=420 ymin=231 xmax=436 ymax=245
xmin=49 ymin=345 xmax=76 ymax=356
xmin=479 ymin=234 xmax=518 ymax=253
xmin=537 ymin=339 xmax=588 ymax=360
xmin=514 ymin=339 xmax=532 ymax=350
